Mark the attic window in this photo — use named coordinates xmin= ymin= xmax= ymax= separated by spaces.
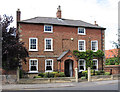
xmin=44 ymin=25 xmax=53 ymax=33
xmin=78 ymin=27 xmax=86 ymax=35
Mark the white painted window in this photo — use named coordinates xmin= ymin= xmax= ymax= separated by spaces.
xmin=29 ymin=38 xmax=38 ymax=51
xmin=78 ymin=40 xmax=86 ymax=51
xmin=91 ymin=40 xmax=98 ymax=52
xmin=78 ymin=27 xmax=86 ymax=35
xmin=92 ymin=59 xmax=98 ymax=70
xmin=45 ymin=59 xmax=53 ymax=72
xmin=44 ymin=38 xmax=53 ymax=51
xmin=29 ymin=59 xmax=38 ymax=73
xmin=78 ymin=59 xmax=86 ymax=72
xmin=44 ymin=25 xmax=53 ymax=33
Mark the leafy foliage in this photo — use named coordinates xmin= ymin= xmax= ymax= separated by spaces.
xmin=1 ymin=15 xmax=28 ymax=70
xmin=105 ymin=57 xmax=120 ymax=65
xmin=73 ymin=50 xmax=104 ymax=69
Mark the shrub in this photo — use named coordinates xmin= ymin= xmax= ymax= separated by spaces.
xmin=19 ymin=69 xmax=25 ymax=78
xmin=104 ymin=72 xmax=110 ymax=75
xmin=54 ymin=73 xmax=60 ymax=77
xmin=38 ymin=73 xmax=45 ymax=77
xmin=95 ymin=71 xmax=101 ymax=75
xmin=59 ymin=72 xmax=65 ymax=77
xmin=34 ymin=76 xmax=42 ymax=78
xmin=81 ymin=77 xmax=86 ymax=80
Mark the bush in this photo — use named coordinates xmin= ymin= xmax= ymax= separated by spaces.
xmin=34 ymin=76 xmax=42 ymax=78
xmin=104 ymin=72 xmax=110 ymax=75
xmin=38 ymin=73 xmax=45 ymax=77
xmin=54 ymin=73 xmax=60 ymax=77
xmin=19 ymin=69 xmax=25 ymax=78
xmin=81 ymin=77 xmax=86 ymax=80
xmin=59 ymin=72 xmax=65 ymax=77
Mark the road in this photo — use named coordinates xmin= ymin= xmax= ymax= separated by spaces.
xmin=2 ymin=80 xmax=119 ymax=92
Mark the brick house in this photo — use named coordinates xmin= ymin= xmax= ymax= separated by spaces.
xmin=17 ymin=6 xmax=105 ymax=77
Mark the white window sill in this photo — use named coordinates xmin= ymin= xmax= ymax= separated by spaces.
xmin=44 ymin=50 xmax=53 ymax=52
xmin=78 ymin=50 xmax=86 ymax=52
xmin=28 ymin=71 xmax=38 ymax=73
xmin=44 ymin=31 xmax=53 ymax=33
xmin=78 ymin=33 xmax=86 ymax=35
xmin=29 ymin=49 xmax=38 ymax=52
xmin=45 ymin=70 xmax=53 ymax=72
xmin=79 ymin=70 xmax=86 ymax=72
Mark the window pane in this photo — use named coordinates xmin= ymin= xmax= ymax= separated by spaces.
xmin=46 ymin=60 xmax=53 ymax=71
xmin=80 ymin=66 xmax=84 ymax=70
xmin=78 ymin=28 xmax=85 ymax=34
xmin=45 ymin=25 xmax=52 ymax=31
xmin=30 ymin=60 xmax=37 ymax=71
xmin=92 ymin=41 xmax=97 ymax=51
xmin=31 ymin=66 xmax=37 ymax=71
xmin=46 ymin=39 xmax=52 ymax=50
xmin=79 ymin=41 xmax=84 ymax=50
xmin=30 ymin=38 xmax=37 ymax=50
xmin=46 ymin=66 xmax=52 ymax=70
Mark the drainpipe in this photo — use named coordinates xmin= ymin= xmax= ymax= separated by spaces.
xmin=101 ymin=29 xmax=104 ymax=70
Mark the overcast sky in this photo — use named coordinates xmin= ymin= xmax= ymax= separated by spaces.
xmin=0 ymin=0 xmax=119 ymax=50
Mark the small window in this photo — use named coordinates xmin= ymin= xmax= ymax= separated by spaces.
xmin=78 ymin=27 xmax=86 ymax=35
xmin=91 ymin=40 xmax=98 ymax=52
xmin=78 ymin=59 xmax=86 ymax=72
xmin=45 ymin=59 xmax=53 ymax=72
xmin=92 ymin=59 xmax=98 ymax=70
xmin=78 ymin=40 xmax=85 ymax=51
xmin=44 ymin=38 xmax=53 ymax=51
xmin=29 ymin=38 xmax=38 ymax=51
xmin=44 ymin=25 xmax=53 ymax=33
xmin=29 ymin=59 xmax=38 ymax=73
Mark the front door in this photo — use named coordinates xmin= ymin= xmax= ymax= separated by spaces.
xmin=65 ymin=60 xmax=73 ymax=77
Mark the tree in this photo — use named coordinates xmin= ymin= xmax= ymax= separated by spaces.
xmin=1 ymin=15 xmax=28 ymax=70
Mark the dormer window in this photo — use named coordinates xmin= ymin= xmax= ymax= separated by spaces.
xmin=78 ymin=27 xmax=86 ymax=35
xmin=44 ymin=25 xmax=53 ymax=33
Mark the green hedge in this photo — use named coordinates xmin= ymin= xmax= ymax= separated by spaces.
xmin=78 ymin=70 xmax=110 ymax=79
xmin=35 ymin=72 xmax=65 ymax=78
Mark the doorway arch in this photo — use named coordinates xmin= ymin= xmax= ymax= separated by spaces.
xmin=64 ymin=59 xmax=74 ymax=77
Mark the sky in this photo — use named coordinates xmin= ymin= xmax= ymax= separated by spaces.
xmin=0 ymin=0 xmax=119 ymax=50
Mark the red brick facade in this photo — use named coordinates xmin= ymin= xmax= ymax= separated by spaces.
xmin=17 ymin=7 xmax=105 ymax=77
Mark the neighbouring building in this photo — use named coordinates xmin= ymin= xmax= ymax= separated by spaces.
xmin=17 ymin=6 xmax=106 ymax=77
xmin=105 ymin=49 xmax=118 ymax=59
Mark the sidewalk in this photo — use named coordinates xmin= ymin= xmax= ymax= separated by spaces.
xmin=2 ymin=80 xmax=118 ymax=90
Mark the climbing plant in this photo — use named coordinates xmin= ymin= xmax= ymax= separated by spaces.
xmin=73 ymin=50 xmax=104 ymax=69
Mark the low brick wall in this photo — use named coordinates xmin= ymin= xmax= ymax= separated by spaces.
xmin=2 ymin=69 xmax=17 ymax=84
xmin=2 ymin=75 xmax=17 ymax=84
xmin=18 ymin=77 xmax=76 ymax=84
xmin=91 ymin=74 xmax=120 ymax=81
xmin=104 ymin=65 xmax=120 ymax=74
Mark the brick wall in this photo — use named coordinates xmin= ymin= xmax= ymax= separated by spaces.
xmin=104 ymin=65 xmax=120 ymax=74
xmin=19 ymin=23 xmax=104 ymax=73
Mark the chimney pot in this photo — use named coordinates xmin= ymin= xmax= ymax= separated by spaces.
xmin=94 ymin=21 xmax=98 ymax=26
xmin=56 ymin=5 xmax=62 ymax=19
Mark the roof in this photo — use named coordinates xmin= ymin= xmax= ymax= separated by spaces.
xmin=57 ymin=50 xmax=70 ymax=60
xmin=19 ymin=17 xmax=105 ymax=29
xmin=105 ymin=49 xmax=118 ymax=59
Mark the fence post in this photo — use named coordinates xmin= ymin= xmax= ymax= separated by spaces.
xmin=75 ymin=68 xmax=78 ymax=82
xmin=88 ymin=67 xmax=91 ymax=82
xmin=17 ymin=67 xmax=19 ymax=82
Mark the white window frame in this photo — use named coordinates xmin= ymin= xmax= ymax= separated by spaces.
xmin=78 ymin=59 xmax=86 ymax=72
xmin=45 ymin=59 xmax=53 ymax=72
xmin=92 ymin=59 xmax=98 ymax=71
xmin=44 ymin=25 xmax=53 ymax=33
xmin=44 ymin=38 xmax=53 ymax=51
xmin=29 ymin=59 xmax=38 ymax=73
xmin=78 ymin=27 xmax=86 ymax=35
xmin=29 ymin=38 xmax=38 ymax=51
xmin=78 ymin=40 xmax=86 ymax=52
xmin=91 ymin=40 xmax=98 ymax=52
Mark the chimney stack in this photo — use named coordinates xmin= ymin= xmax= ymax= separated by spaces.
xmin=16 ymin=9 xmax=21 ymax=22
xmin=56 ymin=5 xmax=62 ymax=19
xmin=94 ymin=21 xmax=98 ymax=26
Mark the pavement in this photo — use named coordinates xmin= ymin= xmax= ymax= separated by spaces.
xmin=1 ymin=80 xmax=119 ymax=90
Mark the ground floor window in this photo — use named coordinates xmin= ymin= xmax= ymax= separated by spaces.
xmin=92 ymin=59 xmax=98 ymax=70
xmin=45 ymin=59 xmax=53 ymax=72
xmin=78 ymin=59 xmax=86 ymax=72
xmin=29 ymin=59 xmax=38 ymax=72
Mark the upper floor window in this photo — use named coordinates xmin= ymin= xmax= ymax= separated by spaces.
xmin=44 ymin=38 xmax=53 ymax=51
xmin=78 ymin=27 xmax=86 ymax=35
xmin=45 ymin=59 xmax=53 ymax=72
xmin=92 ymin=59 xmax=98 ymax=70
xmin=29 ymin=38 xmax=38 ymax=51
xmin=29 ymin=59 xmax=38 ymax=73
xmin=91 ymin=40 xmax=98 ymax=52
xmin=78 ymin=59 xmax=86 ymax=72
xmin=44 ymin=25 xmax=53 ymax=33
xmin=78 ymin=40 xmax=85 ymax=51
